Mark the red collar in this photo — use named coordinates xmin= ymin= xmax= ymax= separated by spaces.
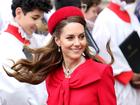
xmin=46 ymin=59 xmax=108 ymax=105
xmin=108 ymin=2 xmax=131 ymax=23
xmin=5 ymin=24 xmax=30 ymax=45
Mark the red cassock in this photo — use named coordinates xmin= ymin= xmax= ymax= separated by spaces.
xmin=46 ymin=59 xmax=116 ymax=105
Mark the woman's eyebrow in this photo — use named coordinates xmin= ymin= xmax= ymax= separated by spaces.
xmin=66 ymin=32 xmax=85 ymax=36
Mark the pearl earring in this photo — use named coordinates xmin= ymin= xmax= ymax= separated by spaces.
xmin=58 ymin=47 xmax=60 ymax=52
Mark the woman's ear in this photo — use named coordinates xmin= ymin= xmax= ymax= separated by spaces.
xmin=55 ymin=37 xmax=60 ymax=47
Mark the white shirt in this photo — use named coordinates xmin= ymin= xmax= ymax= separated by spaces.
xmin=0 ymin=23 xmax=47 ymax=105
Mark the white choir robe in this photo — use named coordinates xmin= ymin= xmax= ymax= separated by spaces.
xmin=92 ymin=3 xmax=140 ymax=105
xmin=0 ymin=30 xmax=47 ymax=104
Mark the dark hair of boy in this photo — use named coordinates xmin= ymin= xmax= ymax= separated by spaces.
xmin=11 ymin=0 xmax=52 ymax=17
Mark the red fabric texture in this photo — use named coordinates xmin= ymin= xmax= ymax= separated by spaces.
xmin=46 ymin=59 xmax=116 ymax=105
xmin=48 ymin=6 xmax=84 ymax=34
xmin=94 ymin=55 xmax=133 ymax=85
xmin=5 ymin=24 xmax=30 ymax=45
xmin=108 ymin=2 xmax=131 ymax=23
xmin=115 ymin=71 xmax=134 ymax=85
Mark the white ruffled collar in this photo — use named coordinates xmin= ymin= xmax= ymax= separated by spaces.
xmin=9 ymin=19 xmax=32 ymax=40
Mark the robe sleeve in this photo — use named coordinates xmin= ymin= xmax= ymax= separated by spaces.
xmin=98 ymin=66 xmax=117 ymax=105
xmin=0 ymin=33 xmax=25 ymax=70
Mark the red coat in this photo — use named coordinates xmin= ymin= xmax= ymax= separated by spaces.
xmin=46 ymin=59 xmax=116 ymax=105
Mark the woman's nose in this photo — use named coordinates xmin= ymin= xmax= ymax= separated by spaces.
xmin=74 ymin=38 xmax=80 ymax=46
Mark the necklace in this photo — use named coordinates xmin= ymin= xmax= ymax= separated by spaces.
xmin=63 ymin=56 xmax=86 ymax=78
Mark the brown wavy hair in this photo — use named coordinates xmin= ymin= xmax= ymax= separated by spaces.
xmin=4 ymin=16 xmax=114 ymax=84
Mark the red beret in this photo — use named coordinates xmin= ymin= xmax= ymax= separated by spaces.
xmin=48 ymin=6 xmax=84 ymax=34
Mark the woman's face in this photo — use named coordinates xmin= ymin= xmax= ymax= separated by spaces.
xmin=55 ymin=22 xmax=87 ymax=61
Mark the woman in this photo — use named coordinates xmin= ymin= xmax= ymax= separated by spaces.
xmin=5 ymin=6 xmax=116 ymax=105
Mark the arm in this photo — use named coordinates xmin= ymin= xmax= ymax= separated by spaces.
xmin=98 ymin=66 xmax=117 ymax=105
xmin=130 ymin=73 xmax=140 ymax=89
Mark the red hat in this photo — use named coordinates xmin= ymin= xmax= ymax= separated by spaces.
xmin=48 ymin=6 xmax=84 ymax=34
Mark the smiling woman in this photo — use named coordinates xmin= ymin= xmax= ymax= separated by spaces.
xmin=5 ymin=6 xmax=116 ymax=105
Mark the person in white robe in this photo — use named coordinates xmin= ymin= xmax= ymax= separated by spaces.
xmin=92 ymin=0 xmax=140 ymax=105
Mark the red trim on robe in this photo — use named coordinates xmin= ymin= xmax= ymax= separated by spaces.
xmin=115 ymin=71 xmax=133 ymax=85
xmin=108 ymin=2 xmax=131 ymax=23
xmin=95 ymin=55 xmax=133 ymax=85
xmin=5 ymin=24 xmax=30 ymax=45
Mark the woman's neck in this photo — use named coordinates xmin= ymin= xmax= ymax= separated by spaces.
xmin=63 ymin=56 xmax=85 ymax=71
xmin=63 ymin=56 xmax=86 ymax=78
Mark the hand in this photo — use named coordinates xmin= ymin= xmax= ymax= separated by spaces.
xmin=130 ymin=73 xmax=140 ymax=89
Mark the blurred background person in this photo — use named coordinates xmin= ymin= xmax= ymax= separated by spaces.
xmin=135 ymin=0 xmax=140 ymax=22
xmin=81 ymin=0 xmax=102 ymax=32
xmin=92 ymin=0 xmax=140 ymax=105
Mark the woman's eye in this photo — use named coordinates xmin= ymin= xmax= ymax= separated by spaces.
xmin=67 ymin=36 xmax=73 ymax=40
xmin=79 ymin=34 xmax=85 ymax=39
